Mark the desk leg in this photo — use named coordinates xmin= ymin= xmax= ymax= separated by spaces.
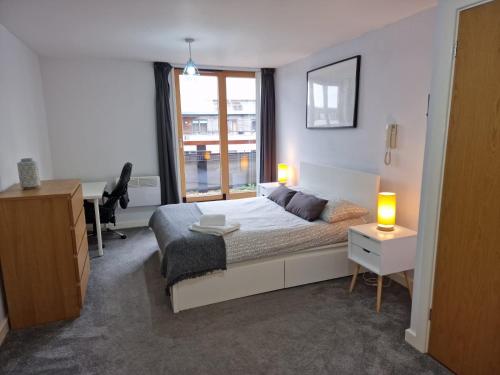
xmin=94 ymin=198 xmax=103 ymax=257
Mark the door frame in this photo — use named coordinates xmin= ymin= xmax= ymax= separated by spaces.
xmin=174 ymin=69 xmax=257 ymax=202
xmin=405 ymin=0 xmax=494 ymax=353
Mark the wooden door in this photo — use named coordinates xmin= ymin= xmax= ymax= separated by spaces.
xmin=429 ymin=1 xmax=500 ymax=373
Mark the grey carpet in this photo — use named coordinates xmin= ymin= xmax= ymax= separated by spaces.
xmin=0 ymin=228 xmax=449 ymax=375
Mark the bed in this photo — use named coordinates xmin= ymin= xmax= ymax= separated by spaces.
xmin=151 ymin=162 xmax=380 ymax=313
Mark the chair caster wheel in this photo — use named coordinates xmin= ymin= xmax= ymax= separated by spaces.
xmin=120 ymin=234 xmax=127 ymax=239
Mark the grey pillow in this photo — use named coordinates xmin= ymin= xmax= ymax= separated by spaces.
xmin=267 ymin=186 xmax=297 ymax=207
xmin=285 ymin=192 xmax=328 ymax=221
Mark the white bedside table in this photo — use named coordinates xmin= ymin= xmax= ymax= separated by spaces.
xmin=347 ymin=223 xmax=417 ymax=312
xmin=256 ymin=182 xmax=281 ymax=197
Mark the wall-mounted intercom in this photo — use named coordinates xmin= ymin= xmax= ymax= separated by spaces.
xmin=384 ymin=123 xmax=398 ymax=166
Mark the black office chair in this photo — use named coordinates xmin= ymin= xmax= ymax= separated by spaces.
xmin=85 ymin=162 xmax=133 ymax=240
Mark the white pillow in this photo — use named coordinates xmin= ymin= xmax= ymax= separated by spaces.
xmin=320 ymin=199 xmax=369 ymax=223
xmin=289 ymin=186 xmax=369 ymax=223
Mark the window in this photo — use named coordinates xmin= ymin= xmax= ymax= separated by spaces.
xmin=175 ymin=70 xmax=257 ymax=201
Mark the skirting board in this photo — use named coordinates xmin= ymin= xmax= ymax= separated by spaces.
xmin=85 ymin=219 xmax=149 ymax=233
xmin=405 ymin=328 xmax=419 ymax=349
xmin=0 ymin=317 xmax=9 ymax=347
xmin=113 ymin=219 xmax=149 ymax=229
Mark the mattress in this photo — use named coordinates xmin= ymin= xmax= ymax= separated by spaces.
xmin=197 ymin=196 xmax=365 ymax=264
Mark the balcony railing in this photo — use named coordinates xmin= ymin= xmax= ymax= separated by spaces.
xmin=184 ymin=150 xmax=256 ymax=195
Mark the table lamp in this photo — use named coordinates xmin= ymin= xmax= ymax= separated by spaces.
xmin=377 ymin=192 xmax=396 ymax=231
xmin=277 ymin=163 xmax=289 ymax=185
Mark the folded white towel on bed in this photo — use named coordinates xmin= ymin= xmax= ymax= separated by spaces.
xmin=199 ymin=214 xmax=226 ymax=227
xmin=189 ymin=222 xmax=240 ymax=236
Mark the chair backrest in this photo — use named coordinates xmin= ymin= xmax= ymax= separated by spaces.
xmin=104 ymin=162 xmax=133 ymax=209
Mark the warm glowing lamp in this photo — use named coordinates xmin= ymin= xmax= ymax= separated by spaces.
xmin=240 ymin=154 xmax=249 ymax=170
xmin=377 ymin=192 xmax=396 ymax=231
xmin=277 ymin=163 xmax=289 ymax=185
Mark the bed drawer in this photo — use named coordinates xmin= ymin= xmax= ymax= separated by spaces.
xmin=285 ymin=247 xmax=352 ymax=288
xmin=350 ymin=231 xmax=381 ymax=255
xmin=349 ymin=243 xmax=380 ymax=274
xmin=170 ymin=257 xmax=284 ymax=313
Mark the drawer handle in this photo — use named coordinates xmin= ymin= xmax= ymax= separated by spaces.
xmin=361 ymin=234 xmax=370 ymax=239
xmin=362 ymin=248 xmax=371 ymax=254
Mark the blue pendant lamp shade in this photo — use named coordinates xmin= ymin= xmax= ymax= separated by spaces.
xmin=182 ymin=38 xmax=200 ymax=76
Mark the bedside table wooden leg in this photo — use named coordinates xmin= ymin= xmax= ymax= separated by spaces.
xmin=349 ymin=264 xmax=361 ymax=292
xmin=403 ymin=271 xmax=412 ymax=299
xmin=376 ymin=275 xmax=383 ymax=313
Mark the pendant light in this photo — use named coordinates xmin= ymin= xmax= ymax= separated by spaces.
xmin=182 ymin=38 xmax=200 ymax=76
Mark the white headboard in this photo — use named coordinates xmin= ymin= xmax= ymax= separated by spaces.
xmin=299 ymin=162 xmax=380 ymax=219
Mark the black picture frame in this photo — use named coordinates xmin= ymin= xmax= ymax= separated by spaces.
xmin=306 ymin=55 xmax=361 ymax=129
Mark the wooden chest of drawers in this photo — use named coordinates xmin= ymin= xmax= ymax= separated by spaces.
xmin=0 ymin=179 xmax=90 ymax=329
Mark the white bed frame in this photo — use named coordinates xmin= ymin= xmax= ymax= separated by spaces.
xmin=169 ymin=162 xmax=380 ymax=313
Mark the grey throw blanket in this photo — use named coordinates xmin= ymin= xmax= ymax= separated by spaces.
xmin=148 ymin=203 xmax=227 ymax=287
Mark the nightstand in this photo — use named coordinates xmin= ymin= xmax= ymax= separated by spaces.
xmin=256 ymin=182 xmax=281 ymax=197
xmin=348 ymin=223 xmax=417 ymax=312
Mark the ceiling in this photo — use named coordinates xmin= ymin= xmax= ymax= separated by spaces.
xmin=0 ymin=0 xmax=436 ymax=68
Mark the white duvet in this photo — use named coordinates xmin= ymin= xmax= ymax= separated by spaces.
xmin=197 ymin=197 xmax=365 ymax=264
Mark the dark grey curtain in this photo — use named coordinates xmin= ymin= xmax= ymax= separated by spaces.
xmin=259 ymin=68 xmax=276 ymax=182
xmin=154 ymin=62 xmax=180 ymax=204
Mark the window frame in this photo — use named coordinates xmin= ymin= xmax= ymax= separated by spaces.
xmin=174 ymin=69 xmax=257 ymax=202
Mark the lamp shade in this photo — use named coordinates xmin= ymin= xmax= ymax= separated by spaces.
xmin=377 ymin=192 xmax=396 ymax=231
xmin=182 ymin=38 xmax=200 ymax=76
xmin=182 ymin=58 xmax=199 ymax=76
xmin=277 ymin=163 xmax=289 ymax=184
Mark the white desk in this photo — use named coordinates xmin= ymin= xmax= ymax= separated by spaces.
xmin=82 ymin=181 xmax=107 ymax=257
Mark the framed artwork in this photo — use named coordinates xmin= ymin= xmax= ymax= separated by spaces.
xmin=306 ymin=55 xmax=361 ymax=129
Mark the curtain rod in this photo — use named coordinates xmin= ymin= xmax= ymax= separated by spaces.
xmin=170 ymin=63 xmax=260 ymax=72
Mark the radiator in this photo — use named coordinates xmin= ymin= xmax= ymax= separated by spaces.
xmin=116 ymin=176 xmax=161 ymax=207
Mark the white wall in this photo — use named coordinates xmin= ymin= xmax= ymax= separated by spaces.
xmin=275 ymin=9 xmax=435 ymax=230
xmin=40 ymin=57 xmax=159 ymax=225
xmin=0 ymin=24 xmax=53 ymax=332
xmin=406 ymin=0 xmax=490 ymax=353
